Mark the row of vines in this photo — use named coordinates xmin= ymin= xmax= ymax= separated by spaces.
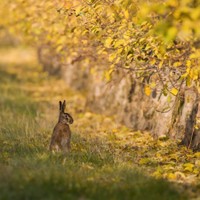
xmin=1 ymin=0 xmax=200 ymax=96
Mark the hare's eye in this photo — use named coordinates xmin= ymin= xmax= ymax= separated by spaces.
xmin=65 ymin=114 xmax=70 ymax=120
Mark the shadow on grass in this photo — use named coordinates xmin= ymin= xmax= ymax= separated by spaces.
xmin=0 ymin=163 xmax=186 ymax=200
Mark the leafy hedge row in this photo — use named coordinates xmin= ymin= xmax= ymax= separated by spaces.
xmin=2 ymin=0 xmax=200 ymax=96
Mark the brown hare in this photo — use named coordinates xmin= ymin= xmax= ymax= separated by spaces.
xmin=49 ymin=100 xmax=73 ymax=153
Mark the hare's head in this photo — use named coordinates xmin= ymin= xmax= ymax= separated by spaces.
xmin=59 ymin=100 xmax=74 ymax=124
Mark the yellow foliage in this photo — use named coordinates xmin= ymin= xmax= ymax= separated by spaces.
xmin=1 ymin=0 xmax=200 ymax=107
xmin=144 ymin=85 xmax=151 ymax=96
xmin=124 ymin=10 xmax=129 ymax=19
xmin=183 ymin=163 xmax=194 ymax=172
xmin=194 ymin=152 xmax=200 ymax=158
xmin=170 ymin=88 xmax=178 ymax=96
xmin=108 ymin=53 xmax=117 ymax=62
xmin=105 ymin=68 xmax=114 ymax=82
xmin=167 ymin=173 xmax=176 ymax=180
xmin=104 ymin=37 xmax=113 ymax=48
xmin=173 ymin=62 xmax=182 ymax=67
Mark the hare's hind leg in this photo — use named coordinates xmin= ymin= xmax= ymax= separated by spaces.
xmin=61 ymin=139 xmax=70 ymax=153
xmin=49 ymin=141 xmax=60 ymax=153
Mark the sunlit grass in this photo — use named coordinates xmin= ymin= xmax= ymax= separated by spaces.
xmin=0 ymin=47 xmax=188 ymax=199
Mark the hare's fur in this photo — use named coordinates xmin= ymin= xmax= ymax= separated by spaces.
xmin=49 ymin=100 xmax=73 ymax=153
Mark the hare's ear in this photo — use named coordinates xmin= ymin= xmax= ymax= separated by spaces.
xmin=62 ymin=100 xmax=66 ymax=112
xmin=59 ymin=101 xmax=62 ymax=112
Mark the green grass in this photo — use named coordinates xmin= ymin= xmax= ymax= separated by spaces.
xmin=0 ymin=48 xmax=187 ymax=200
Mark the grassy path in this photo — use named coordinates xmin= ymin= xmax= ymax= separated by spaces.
xmin=0 ymin=47 xmax=198 ymax=199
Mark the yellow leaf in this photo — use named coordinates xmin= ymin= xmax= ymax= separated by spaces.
xmin=127 ymin=54 xmax=133 ymax=60
xmin=190 ymin=53 xmax=199 ymax=59
xmin=170 ymin=88 xmax=178 ymax=96
xmin=150 ymin=82 xmax=156 ymax=88
xmin=105 ymin=68 xmax=114 ymax=82
xmin=193 ymin=168 xmax=199 ymax=174
xmin=75 ymin=6 xmax=82 ymax=16
xmin=167 ymin=27 xmax=177 ymax=42
xmin=114 ymin=39 xmax=125 ymax=48
xmin=90 ymin=68 xmax=96 ymax=75
xmin=108 ymin=53 xmax=117 ymax=62
xmin=195 ymin=160 xmax=200 ymax=167
xmin=139 ymin=38 xmax=145 ymax=43
xmin=124 ymin=10 xmax=129 ymax=19
xmin=150 ymin=59 xmax=156 ymax=65
xmin=186 ymin=60 xmax=191 ymax=68
xmin=123 ymin=33 xmax=130 ymax=40
xmin=186 ymin=76 xmax=192 ymax=86
xmin=167 ymin=95 xmax=171 ymax=103
xmin=183 ymin=163 xmax=194 ymax=172
xmin=191 ymin=8 xmax=200 ymax=20
xmin=104 ymin=37 xmax=113 ymax=48
xmin=190 ymin=68 xmax=199 ymax=80
xmin=194 ymin=152 xmax=200 ymax=158
xmin=181 ymin=72 xmax=188 ymax=79
xmin=140 ymin=21 xmax=148 ymax=26
xmin=56 ymin=45 xmax=63 ymax=53
xmin=173 ymin=62 xmax=181 ymax=67
xmin=112 ymin=129 xmax=118 ymax=133
xmin=167 ymin=173 xmax=176 ymax=180
xmin=117 ymin=47 xmax=123 ymax=54
xmin=115 ymin=57 xmax=120 ymax=64
xmin=144 ymin=85 xmax=151 ymax=96
xmin=152 ymin=171 xmax=162 ymax=178
xmin=158 ymin=60 xmax=163 ymax=68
